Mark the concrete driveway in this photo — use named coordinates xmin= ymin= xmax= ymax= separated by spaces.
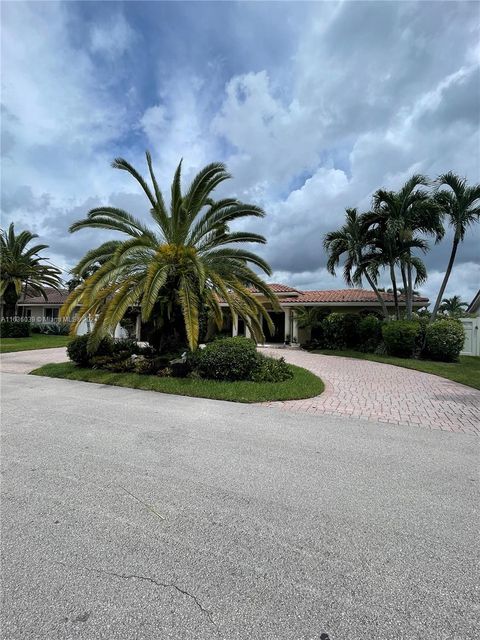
xmin=1 ymin=373 xmax=478 ymax=639
xmin=0 ymin=347 xmax=68 ymax=373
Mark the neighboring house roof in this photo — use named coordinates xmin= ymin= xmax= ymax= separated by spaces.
xmin=467 ymin=289 xmax=480 ymax=315
xmin=279 ymin=288 xmax=429 ymax=305
xmin=218 ymin=283 xmax=429 ymax=306
xmin=17 ymin=287 xmax=69 ymax=306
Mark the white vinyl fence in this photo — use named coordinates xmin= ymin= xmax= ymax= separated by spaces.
xmin=460 ymin=317 xmax=480 ymax=356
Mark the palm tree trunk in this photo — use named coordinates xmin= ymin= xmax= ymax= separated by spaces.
xmin=400 ymin=263 xmax=409 ymax=319
xmin=430 ymin=240 xmax=459 ymax=323
xmin=364 ymin=272 xmax=389 ymax=319
xmin=389 ymin=262 xmax=400 ymax=320
xmin=406 ymin=262 xmax=413 ymax=319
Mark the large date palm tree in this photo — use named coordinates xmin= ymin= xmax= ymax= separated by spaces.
xmin=62 ymin=153 xmax=277 ymax=350
xmin=0 ymin=223 xmax=62 ymax=317
xmin=430 ymin=172 xmax=480 ymax=322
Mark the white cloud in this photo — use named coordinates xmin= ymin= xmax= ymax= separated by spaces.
xmin=90 ymin=13 xmax=135 ymax=58
xmin=1 ymin=1 xmax=479 ymax=302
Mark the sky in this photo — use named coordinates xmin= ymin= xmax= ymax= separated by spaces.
xmin=1 ymin=0 xmax=479 ymax=303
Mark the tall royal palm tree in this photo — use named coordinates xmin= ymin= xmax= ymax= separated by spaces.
xmin=0 ymin=223 xmax=62 ymax=318
xmin=369 ymin=175 xmax=443 ymax=319
xmin=62 ymin=153 xmax=278 ymax=350
xmin=430 ymin=172 xmax=480 ymax=322
xmin=324 ymin=208 xmax=389 ymax=318
xmin=439 ymin=295 xmax=468 ymax=317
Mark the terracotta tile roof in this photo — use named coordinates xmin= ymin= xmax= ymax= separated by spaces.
xmin=250 ymin=283 xmax=302 ymax=294
xmin=218 ymin=283 xmax=428 ymax=305
xmin=279 ymin=288 xmax=429 ymax=304
xmin=18 ymin=287 xmax=69 ymax=305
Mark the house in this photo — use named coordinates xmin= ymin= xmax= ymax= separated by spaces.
xmin=15 ymin=288 xmax=70 ymax=322
xmin=460 ymin=289 xmax=480 ymax=356
xmin=218 ymin=283 xmax=429 ymax=344
xmin=466 ymin=289 xmax=480 ymax=316
xmin=6 ymin=283 xmax=430 ymax=346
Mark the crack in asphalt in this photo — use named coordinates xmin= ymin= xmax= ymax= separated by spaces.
xmin=54 ymin=561 xmax=217 ymax=628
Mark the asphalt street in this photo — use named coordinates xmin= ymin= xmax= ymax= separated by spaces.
xmin=1 ymin=372 xmax=479 ymax=639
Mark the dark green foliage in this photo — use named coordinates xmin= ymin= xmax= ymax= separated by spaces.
xmin=34 ymin=322 xmax=70 ymax=335
xmin=194 ymin=336 xmax=258 ymax=381
xmin=382 ymin=320 xmax=421 ymax=357
xmin=0 ymin=320 xmax=31 ymax=338
xmin=358 ymin=315 xmax=383 ymax=352
xmin=110 ymin=338 xmax=153 ymax=358
xmin=322 ymin=313 xmax=348 ymax=349
xmin=424 ymin=319 xmax=465 ymax=362
xmin=90 ymin=355 xmax=134 ymax=373
xmin=67 ymin=334 xmax=115 ymax=366
xmin=250 ymin=355 xmax=293 ymax=382
xmin=342 ymin=313 xmax=360 ymax=348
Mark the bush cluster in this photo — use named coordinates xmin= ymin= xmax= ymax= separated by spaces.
xmin=381 ymin=320 xmax=421 ymax=357
xmin=302 ymin=312 xmax=464 ymax=362
xmin=31 ymin=322 xmax=71 ymax=335
xmin=250 ymin=354 xmax=293 ymax=383
xmin=424 ymin=319 xmax=465 ymax=362
xmin=304 ymin=313 xmax=382 ymax=353
xmin=358 ymin=315 xmax=383 ymax=353
xmin=193 ymin=336 xmax=258 ymax=381
xmin=0 ymin=320 xmax=31 ymax=338
xmin=66 ymin=334 xmax=293 ymax=383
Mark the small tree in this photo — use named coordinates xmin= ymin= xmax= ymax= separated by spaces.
xmin=439 ymin=295 xmax=468 ymax=318
xmin=430 ymin=173 xmax=480 ymax=322
xmin=0 ymin=223 xmax=62 ymax=317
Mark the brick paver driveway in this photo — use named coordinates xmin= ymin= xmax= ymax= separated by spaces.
xmin=261 ymin=348 xmax=480 ymax=435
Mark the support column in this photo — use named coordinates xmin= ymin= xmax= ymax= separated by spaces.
xmin=232 ymin=314 xmax=238 ymax=337
xmin=284 ymin=308 xmax=291 ymax=343
xmin=292 ymin=313 xmax=299 ymax=343
xmin=135 ymin=313 xmax=142 ymax=340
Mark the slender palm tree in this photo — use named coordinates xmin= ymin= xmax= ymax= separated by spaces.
xmin=324 ymin=208 xmax=389 ymax=318
xmin=0 ymin=223 xmax=62 ymax=317
xmin=370 ymin=175 xmax=443 ymax=319
xmin=430 ymin=172 xmax=480 ymax=322
xmin=62 ymin=153 xmax=278 ymax=350
xmin=439 ymin=295 xmax=468 ymax=317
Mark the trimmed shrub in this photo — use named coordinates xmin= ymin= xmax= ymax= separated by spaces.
xmin=250 ymin=355 xmax=293 ymax=382
xmin=67 ymin=335 xmax=114 ymax=367
xmin=382 ymin=320 xmax=421 ymax=357
xmin=424 ymin=319 xmax=465 ymax=362
xmin=322 ymin=313 xmax=347 ymax=349
xmin=342 ymin=313 xmax=360 ymax=348
xmin=0 ymin=320 xmax=31 ymax=338
xmin=358 ymin=315 xmax=383 ymax=352
xmin=194 ymin=336 xmax=258 ymax=381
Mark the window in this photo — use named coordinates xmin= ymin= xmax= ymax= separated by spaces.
xmin=45 ymin=308 xmax=59 ymax=321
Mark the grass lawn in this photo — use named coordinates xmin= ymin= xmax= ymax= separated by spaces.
xmin=0 ymin=335 xmax=71 ymax=353
xmin=31 ymin=362 xmax=324 ymax=403
xmin=312 ymin=349 xmax=480 ymax=390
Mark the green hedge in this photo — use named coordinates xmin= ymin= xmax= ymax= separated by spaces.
xmin=382 ymin=320 xmax=421 ymax=357
xmin=358 ymin=315 xmax=383 ymax=352
xmin=0 ymin=320 xmax=31 ymax=338
xmin=250 ymin=354 xmax=293 ymax=382
xmin=425 ymin=319 xmax=465 ymax=362
xmin=193 ymin=336 xmax=258 ymax=381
